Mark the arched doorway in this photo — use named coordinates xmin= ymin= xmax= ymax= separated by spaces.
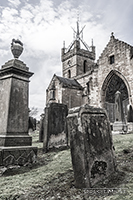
xmin=101 ymin=70 xmax=130 ymax=123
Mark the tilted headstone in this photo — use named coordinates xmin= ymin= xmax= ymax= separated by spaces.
xmin=67 ymin=104 xmax=116 ymax=188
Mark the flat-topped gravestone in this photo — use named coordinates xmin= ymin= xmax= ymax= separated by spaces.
xmin=67 ymin=104 xmax=116 ymax=188
xmin=43 ymin=103 xmax=68 ymax=152
xmin=0 ymin=39 xmax=37 ymax=166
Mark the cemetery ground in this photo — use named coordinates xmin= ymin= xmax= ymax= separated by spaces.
xmin=0 ymin=132 xmax=132 ymax=200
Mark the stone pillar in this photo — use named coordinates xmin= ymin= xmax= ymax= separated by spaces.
xmin=67 ymin=104 xmax=116 ymax=188
xmin=0 ymin=39 xmax=37 ymax=166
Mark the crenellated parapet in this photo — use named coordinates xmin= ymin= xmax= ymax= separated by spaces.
xmin=61 ymin=21 xmax=96 ymax=78
xmin=61 ymin=44 xmax=95 ymax=62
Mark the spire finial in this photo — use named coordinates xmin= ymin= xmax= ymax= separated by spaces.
xmin=92 ymin=39 xmax=93 ymax=46
xmin=111 ymin=32 xmax=115 ymax=39
xmin=77 ymin=9 xmax=79 ymax=23
xmin=67 ymin=13 xmax=90 ymax=52
xmin=76 ymin=10 xmax=80 ymax=40
xmin=63 ymin=41 xmax=65 ymax=48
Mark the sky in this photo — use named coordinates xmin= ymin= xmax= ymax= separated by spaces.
xmin=0 ymin=0 xmax=133 ymax=119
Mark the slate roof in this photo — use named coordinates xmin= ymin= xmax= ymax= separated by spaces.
xmin=56 ymin=75 xmax=83 ymax=90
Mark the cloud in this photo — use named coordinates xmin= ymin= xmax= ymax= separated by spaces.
xmin=0 ymin=0 xmax=133 ymax=119
xmin=8 ymin=0 xmax=21 ymax=7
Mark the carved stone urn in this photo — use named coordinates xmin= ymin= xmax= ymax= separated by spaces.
xmin=11 ymin=39 xmax=23 ymax=59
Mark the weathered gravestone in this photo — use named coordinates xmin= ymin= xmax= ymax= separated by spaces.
xmin=127 ymin=104 xmax=133 ymax=133
xmin=43 ymin=103 xmax=68 ymax=152
xmin=39 ymin=113 xmax=45 ymax=142
xmin=113 ymin=91 xmax=126 ymax=133
xmin=0 ymin=39 xmax=37 ymax=166
xmin=67 ymin=104 xmax=116 ymax=188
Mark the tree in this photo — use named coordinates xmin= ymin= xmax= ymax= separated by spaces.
xmin=29 ymin=107 xmax=39 ymax=117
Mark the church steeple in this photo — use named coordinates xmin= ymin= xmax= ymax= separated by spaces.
xmin=61 ymin=20 xmax=96 ymax=79
xmin=76 ymin=19 xmax=80 ymax=40
xmin=74 ymin=19 xmax=81 ymax=50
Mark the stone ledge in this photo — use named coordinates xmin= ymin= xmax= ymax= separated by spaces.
xmin=113 ymin=122 xmax=126 ymax=134
xmin=2 ymin=59 xmax=28 ymax=71
xmin=0 ymin=146 xmax=38 ymax=167
xmin=0 ymin=65 xmax=33 ymax=79
xmin=0 ymin=135 xmax=32 ymax=146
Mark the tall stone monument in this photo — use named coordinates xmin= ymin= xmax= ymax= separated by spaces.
xmin=113 ymin=91 xmax=126 ymax=133
xmin=0 ymin=39 xmax=37 ymax=166
xmin=67 ymin=104 xmax=116 ymax=188
xmin=127 ymin=104 xmax=133 ymax=133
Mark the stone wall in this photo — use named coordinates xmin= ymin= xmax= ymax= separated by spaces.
xmin=62 ymin=87 xmax=82 ymax=108
xmin=76 ymin=68 xmax=99 ymax=107
xmin=46 ymin=75 xmax=83 ymax=109
xmin=77 ymin=55 xmax=95 ymax=76
xmin=63 ymin=55 xmax=77 ymax=78
xmin=62 ymin=41 xmax=95 ymax=79
xmin=97 ymin=35 xmax=133 ymax=107
xmin=46 ymin=77 xmax=62 ymax=105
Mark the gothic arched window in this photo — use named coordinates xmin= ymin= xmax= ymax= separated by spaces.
xmin=68 ymin=70 xmax=71 ymax=78
xmin=86 ymin=82 xmax=90 ymax=95
xmin=83 ymin=60 xmax=87 ymax=73
xmin=50 ymin=90 xmax=55 ymax=100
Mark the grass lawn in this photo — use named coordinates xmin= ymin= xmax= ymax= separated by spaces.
xmin=0 ymin=132 xmax=132 ymax=200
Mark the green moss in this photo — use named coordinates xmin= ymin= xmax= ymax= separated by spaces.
xmin=0 ymin=133 xmax=133 ymax=199
xmin=113 ymin=134 xmax=133 ymax=153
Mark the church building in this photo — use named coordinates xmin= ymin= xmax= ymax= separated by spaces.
xmin=46 ymin=21 xmax=133 ymax=127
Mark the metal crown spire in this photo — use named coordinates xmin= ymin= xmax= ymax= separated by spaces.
xmin=76 ymin=11 xmax=80 ymax=39
xmin=66 ymin=15 xmax=90 ymax=52
xmin=76 ymin=21 xmax=80 ymax=39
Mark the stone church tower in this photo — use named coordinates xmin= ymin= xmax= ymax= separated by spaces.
xmin=46 ymin=21 xmax=97 ymax=108
xmin=61 ymin=21 xmax=95 ymax=79
xmin=46 ymin=22 xmax=133 ymax=130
